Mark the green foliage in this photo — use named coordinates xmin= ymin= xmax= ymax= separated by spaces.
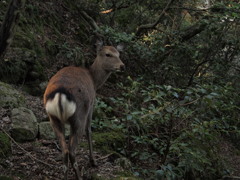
xmin=93 ymin=77 xmax=240 ymax=179
xmin=92 ymin=97 xmax=115 ymax=130
xmin=56 ymin=42 xmax=84 ymax=66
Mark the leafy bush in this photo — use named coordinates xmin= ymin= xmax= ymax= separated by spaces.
xmin=93 ymin=77 xmax=240 ymax=179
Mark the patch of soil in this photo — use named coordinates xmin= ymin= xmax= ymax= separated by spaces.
xmin=0 ymin=138 xmax=123 ymax=180
xmin=0 ymin=88 xmax=124 ymax=180
xmin=219 ymin=138 xmax=240 ymax=176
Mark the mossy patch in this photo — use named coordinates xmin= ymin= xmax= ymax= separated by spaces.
xmin=92 ymin=131 xmax=125 ymax=153
xmin=10 ymin=128 xmax=36 ymax=143
xmin=0 ymin=81 xmax=25 ymax=108
xmin=0 ymin=47 xmax=46 ymax=84
xmin=113 ymin=176 xmax=141 ymax=180
xmin=90 ymin=173 xmax=107 ymax=180
xmin=0 ymin=132 xmax=11 ymax=158
xmin=113 ymin=170 xmax=142 ymax=180
xmin=0 ymin=176 xmax=14 ymax=180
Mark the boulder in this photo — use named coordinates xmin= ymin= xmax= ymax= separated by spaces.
xmin=0 ymin=81 xmax=25 ymax=108
xmin=10 ymin=107 xmax=38 ymax=142
xmin=39 ymin=121 xmax=71 ymax=140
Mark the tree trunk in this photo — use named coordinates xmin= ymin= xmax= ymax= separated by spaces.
xmin=0 ymin=0 xmax=25 ymax=59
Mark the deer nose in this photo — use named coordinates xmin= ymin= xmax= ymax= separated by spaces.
xmin=120 ymin=64 xmax=125 ymax=71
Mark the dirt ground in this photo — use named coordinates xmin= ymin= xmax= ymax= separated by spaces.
xmin=0 ymin=138 xmax=123 ymax=180
xmin=0 ymin=93 xmax=124 ymax=180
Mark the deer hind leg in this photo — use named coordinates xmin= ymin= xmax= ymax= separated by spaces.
xmin=49 ymin=115 xmax=69 ymax=180
xmin=69 ymin=130 xmax=82 ymax=180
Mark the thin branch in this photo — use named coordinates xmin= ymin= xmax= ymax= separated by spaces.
xmin=187 ymin=60 xmax=209 ymax=87
xmin=79 ymin=11 xmax=100 ymax=31
xmin=180 ymin=98 xmax=200 ymax=106
xmin=96 ymin=153 xmax=114 ymax=161
xmin=135 ymin=0 xmax=176 ymax=36
xmin=1 ymin=128 xmax=54 ymax=167
xmin=79 ymin=10 xmax=104 ymax=40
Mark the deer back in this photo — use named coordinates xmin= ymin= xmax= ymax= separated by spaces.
xmin=44 ymin=66 xmax=95 ymax=125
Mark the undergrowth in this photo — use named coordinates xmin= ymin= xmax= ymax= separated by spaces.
xmin=93 ymin=77 xmax=240 ymax=179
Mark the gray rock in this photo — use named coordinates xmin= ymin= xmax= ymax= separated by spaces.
xmin=10 ymin=107 xmax=38 ymax=142
xmin=0 ymin=81 xmax=25 ymax=108
xmin=38 ymin=121 xmax=55 ymax=140
xmin=39 ymin=121 xmax=71 ymax=140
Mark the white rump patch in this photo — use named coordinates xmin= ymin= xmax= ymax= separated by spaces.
xmin=45 ymin=93 xmax=76 ymax=122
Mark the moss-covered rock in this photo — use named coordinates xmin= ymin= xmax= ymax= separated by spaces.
xmin=0 ymin=81 xmax=25 ymax=108
xmin=10 ymin=107 xmax=38 ymax=142
xmin=39 ymin=121 xmax=71 ymax=140
xmin=92 ymin=131 xmax=125 ymax=153
xmin=0 ymin=132 xmax=11 ymax=159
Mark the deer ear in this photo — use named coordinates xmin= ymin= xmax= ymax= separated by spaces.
xmin=116 ymin=44 xmax=124 ymax=52
xmin=95 ymin=40 xmax=103 ymax=52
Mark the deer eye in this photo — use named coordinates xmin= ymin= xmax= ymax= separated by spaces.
xmin=106 ymin=53 xmax=112 ymax=57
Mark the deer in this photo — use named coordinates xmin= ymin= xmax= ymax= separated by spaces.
xmin=43 ymin=41 xmax=125 ymax=180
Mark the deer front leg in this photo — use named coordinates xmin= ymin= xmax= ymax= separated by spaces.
xmin=49 ymin=115 xmax=69 ymax=180
xmin=86 ymin=108 xmax=97 ymax=167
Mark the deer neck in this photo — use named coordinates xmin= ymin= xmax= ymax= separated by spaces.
xmin=89 ymin=59 xmax=111 ymax=90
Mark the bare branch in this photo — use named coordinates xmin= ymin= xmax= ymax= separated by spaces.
xmin=79 ymin=11 xmax=100 ymax=31
xmin=79 ymin=10 xmax=104 ymax=40
xmin=135 ymin=0 xmax=176 ymax=36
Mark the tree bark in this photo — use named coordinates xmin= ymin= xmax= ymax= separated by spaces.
xmin=0 ymin=0 xmax=25 ymax=59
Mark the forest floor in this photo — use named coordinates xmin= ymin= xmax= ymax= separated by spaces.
xmin=0 ymin=94 xmax=125 ymax=180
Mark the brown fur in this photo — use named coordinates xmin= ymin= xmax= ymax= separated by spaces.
xmin=43 ymin=45 xmax=125 ymax=180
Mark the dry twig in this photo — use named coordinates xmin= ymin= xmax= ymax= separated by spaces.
xmin=0 ymin=128 xmax=54 ymax=167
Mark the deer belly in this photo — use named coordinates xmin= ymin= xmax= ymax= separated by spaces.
xmin=45 ymin=93 xmax=76 ymax=122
